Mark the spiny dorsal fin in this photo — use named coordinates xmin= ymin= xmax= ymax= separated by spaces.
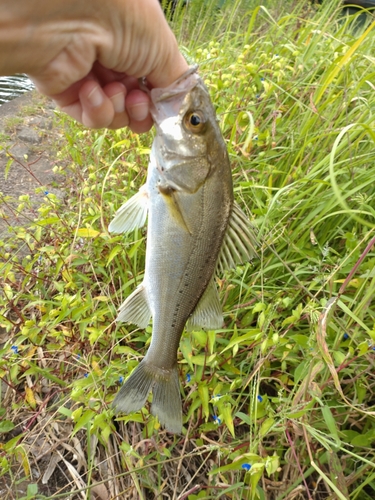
xmin=116 ymin=284 xmax=151 ymax=328
xmin=217 ymin=202 xmax=258 ymax=275
xmin=108 ymin=185 xmax=148 ymax=234
xmin=187 ymin=278 xmax=223 ymax=331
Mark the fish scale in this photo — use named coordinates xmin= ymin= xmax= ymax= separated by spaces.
xmin=110 ymin=67 xmax=258 ymax=433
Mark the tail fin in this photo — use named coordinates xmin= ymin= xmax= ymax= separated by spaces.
xmin=112 ymin=361 xmax=182 ymax=433
xmin=151 ymin=367 xmax=182 ymax=434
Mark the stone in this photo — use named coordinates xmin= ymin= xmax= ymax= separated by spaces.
xmin=18 ymin=127 xmax=41 ymax=144
xmin=7 ymin=143 xmax=30 ymax=160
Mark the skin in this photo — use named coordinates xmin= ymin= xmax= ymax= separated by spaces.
xmin=0 ymin=0 xmax=188 ymax=131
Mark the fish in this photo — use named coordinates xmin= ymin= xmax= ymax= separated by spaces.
xmin=109 ymin=66 xmax=258 ymax=433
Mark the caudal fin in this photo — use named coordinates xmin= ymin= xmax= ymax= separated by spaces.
xmin=112 ymin=361 xmax=182 ymax=433
xmin=151 ymin=367 xmax=182 ymax=433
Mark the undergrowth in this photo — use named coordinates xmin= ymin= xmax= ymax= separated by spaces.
xmin=1 ymin=1 xmax=375 ymax=499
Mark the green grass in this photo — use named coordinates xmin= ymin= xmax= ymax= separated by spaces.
xmin=1 ymin=1 xmax=375 ymax=498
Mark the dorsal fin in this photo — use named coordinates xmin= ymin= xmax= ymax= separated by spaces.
xmin=217 ymin=202 xmax=258 ymax=274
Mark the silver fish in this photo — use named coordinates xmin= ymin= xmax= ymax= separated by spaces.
xmin=109 ymin=67 xmax=257 ymax=433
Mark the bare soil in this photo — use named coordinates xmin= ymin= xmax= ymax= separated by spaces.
xmin=0 ymin=91 xmax=64 ymax=239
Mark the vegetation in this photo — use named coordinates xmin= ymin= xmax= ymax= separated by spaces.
xmin=1 ymin=1 xmax=375 ymax=498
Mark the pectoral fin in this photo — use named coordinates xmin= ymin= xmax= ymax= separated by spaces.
xmin=187 ymin=278 xmax=223 ymax=331
xmin=217 ymin=202 xmax=258 ymax=274
xmin=116 ymin=284 xmax=151 ymax=328
xmin=109 ymin=185 xmax=148 ymax=234
xmin=158 ymin=183 xmax=192 ymax=234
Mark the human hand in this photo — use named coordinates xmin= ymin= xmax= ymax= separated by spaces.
xmin=0 ymin=0 xmax=188 ymax=132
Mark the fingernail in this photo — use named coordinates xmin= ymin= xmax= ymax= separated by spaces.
xmin=110 ymin=92 xmax=125 ymax=114
xmin=87 ymin=86 xmax=103 ymax=107
xmin=129 ymin=102 xmax=149 ymax=121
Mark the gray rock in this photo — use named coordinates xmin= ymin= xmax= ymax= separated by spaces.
xmin=18 ymin=127 xmax=41 ymax=144
xmin=8 ymin=143 xmax=30 ymax=160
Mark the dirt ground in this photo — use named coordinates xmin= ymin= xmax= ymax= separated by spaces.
xmin=0 ymin=94 xmax=72 ymax=498
xmin=0 ymin=92 xmax=64 ymax=240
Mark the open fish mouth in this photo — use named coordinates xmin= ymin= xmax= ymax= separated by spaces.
xmin=152 ymin=65 xmax=200 ymax=103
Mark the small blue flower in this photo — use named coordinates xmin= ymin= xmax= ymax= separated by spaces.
xmin=186 ymin=373 xmax=191 ymax=383
xmin=257 ymin=395 xmax=263 ymax=403
xmin=261 ymin=77 xmax=265 ymax=81
xmin=343 ymin=333 xmax=349 ymax=340
xmin=119 ymin=376 xmax=124 ymax=384
xmin=44 ymin=191 xmax=49 ymax=195
xmin=84 ymin=373 xmax=89 ymax=378
xmin=255 ymin=94 xmax=260 ymax=99
xmin=213 ymin=415 xmax=221 ymax=425
xmin=11 ymin=345 xmax=18 ymax=354
xmin=76 ymin=353 xmax=81 ymax=360
xmin=372 ymin=346 xmax=375 ymax=351
xmin=242 ymin=463 xmax=251 ymax=471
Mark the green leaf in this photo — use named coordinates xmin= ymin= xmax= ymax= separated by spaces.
xmin=351 ymin=431 xmax=375 ymax=448
xmin=57 ymin=406 xmax=73 ymax=418
xmin=222 ymin=403 xmax=235 ymax=437
xmin=253 ymin=302 xmax=266 ymax=313
xmin=23 ymin=363 xmax=66 ymax=386
xmin=198 ymin=383 xmax=210 ymax=420
xmin=321 ymin=406 xmax=341 ymax=446
xmin=106 ymin=244 xmax=123 ymax=266
xmin=209 ymin=454 xmax=262 ymax=475
xmin=260 ymin=417 xmax=275 ymax=438
xmin=192 ymin=330 xmax=207 ymax=347
xmin=265 ymin=454 xmax=280 ymax=475
xmin=26 ymin=483 xmax=38 ymax=498
xmin=291 ymin=334 xmax=309 ymax=349
xmin=208 ymin=330 xmax=216 ymax=354
xmin=249 ymin=463 xmax=265 ymax=493
xmin=235 ymin=411 xmax=251 ymax=425
xmin=0 ymin=420 xmax=15 ymax=433
xmin=127 ymin=239 xmax=144 ymax=258
xmin=72 ymin=409 xmax=95 ymax=437
xmin=76 ymin=227 xmax=100 ymax=238
xmin=190 ymin=354 xmax=207 ymax=366
xmin=294 ymin=359 xmax=309 ymax=383
xmin=221 ymin=329 xmax=261 ymax=354
xmin=180 ymin=337 xmax=193 ymax=370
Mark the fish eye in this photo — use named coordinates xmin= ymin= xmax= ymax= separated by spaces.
xmin=184 ymin=111 xmax=205 ymax=133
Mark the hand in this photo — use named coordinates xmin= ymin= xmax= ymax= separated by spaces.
xmin=0 ymin=0 xmax=188 ymax=131
xmin=47 ymin=64 xmax=155 ymax=133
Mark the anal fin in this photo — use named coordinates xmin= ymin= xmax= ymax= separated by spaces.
xmin=116 ymin=284 xmax=151 ymax=328
xmin=109 ymin=185 xmax=148 ymax=234
xmin=187 ymin=278 xmax=223 ymax=331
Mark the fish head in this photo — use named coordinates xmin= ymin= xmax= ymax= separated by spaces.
xmin=150 ymin=68 xmax=228 ymax=193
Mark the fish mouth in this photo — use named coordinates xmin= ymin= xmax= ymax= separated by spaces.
xmin=153 ymin=65 xmax=200 ymax=103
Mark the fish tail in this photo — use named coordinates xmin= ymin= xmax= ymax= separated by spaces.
xmin=112 ymin=361 xmax=154 ymax=415
xmin=113 ymin=361 xmax=182 ymax=434
xmin=151 ymin=366 xmax=182 ymax=434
